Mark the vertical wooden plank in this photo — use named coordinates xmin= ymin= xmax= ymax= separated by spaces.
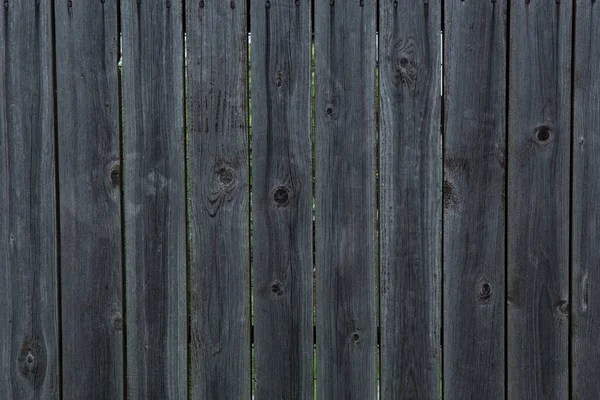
xmin=121 ymin=1 xmax=187 ymax=398
xmin=573 ymin=2 xmax=600 ymax=398
xmin=379 ymin=0 xmax=441 ymax=398
xmin=507 ymin=0 xmax=571 ymax=398
xmin=55 ymin=1 xmax=123 ymax=398
xmin=443 ymin=0 xmax=506 ymax=397
xmin=0 ymin=1 xmax=59 ymax=398
xmin=250 ymin=0 xmax=313 ymax=398
xmin=187 ymin=0 xmax=250 ymax=398
xmin=314 ymin=2 xmax=376 ymax=399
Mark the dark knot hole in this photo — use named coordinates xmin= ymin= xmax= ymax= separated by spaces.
xmin=110 ymin=164 xmax=121 ymax=187
xmin=478 ymin=281 xmax=492 ymax=304
xmin=535 ymin=125 xmax=552 ymax=143
xmin=273 ymin=186 xmax=290 ymax=206
xmin=271 ymin=282 xmax=283 ymax=296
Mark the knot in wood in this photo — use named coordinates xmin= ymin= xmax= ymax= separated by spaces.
xmin=273 ymin=186 xmax=291 ymax=207
xmin=109 ymin=162 xmax=121 ymax=187
xmin=478 ymin=281 xmax=492 ymax=304
xmin=217 ymin=166 xmax=235 ymax=188
xmin=265 ymin=0 xmax=270 ymax=8
xmin=325 ymin=103 xmax=337 ymax=118
xmin=19 ymin=339 xmax=41 ymax=378
xmin=275 ymin=68 xmax=284 ymax=87
xmin=350 ymin=332 xmax=361 ymax=343
xmin=443 ymin=180 xmax=458 ymax=208
xmin=295 ymin=0 xmax=300 ymax=5
xmin=270 ymin=281 xmax=283 ymax=296
xmin=67 ymin=0 xmax=72 ymax=7
xmin=556 ymin=299 xmax=569 ymax=315
xmin=393 ymin=38 xmax=419 ymax=89
xmin=166 ymin=0 xmax=171 ymax=7
xmin=111 ymin=312 xmax=123 ymax=330
xmin=230 ymin=0 xmax=235 ymax=9
xmin=199 ymin=0 xmax=204 ymax=8
xmin=533 ymin=124 xmax=553 ymax=145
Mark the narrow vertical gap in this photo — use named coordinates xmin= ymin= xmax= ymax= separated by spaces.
xmin=182 ymin=1 xmax=192 ymax=398
xmin=439 ymin=0 xmax=445 ymax=397
xmin=247 ymin=0 xmax=251 ymax=33
xmin=504 ymin=0 xmax=510 ymax=398
xmin=310 ymin=0 xmax=317 ymax=396
xmin=311 ymin=0 xmax=315 ymax=40
xmin=182 ymin=0 xmax=186 ymax=34
xmin=247 ymin=1 xmax=254 ymax=397
xmin=568 ymin=0 xmax=576 ymax=398
xmin=374 ymin=4 xmax=381 ymax=397
xmin=50 ymin=0 xmax=63 ymax=398
xmin=116 ymin=1 xmax=127 ymax=399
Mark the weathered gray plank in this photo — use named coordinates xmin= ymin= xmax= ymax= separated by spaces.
xmin=379 ymin=0 xmax=441 ymax=398
xmin=186 ymin=1 xmax=251 ymax=398
xmin=507 ymin=0 xmax=571 ymax=398
xmin=121 ymin=1 xmax=187 ymax=398
xmin=0 ymin=1 xmax=59 ymax=398
xmin=250 ymin=0 xmax=313 ymax=399
xmin=314 ymin=2 xmax=377 ymax=399
xmin=443 ymin=0 xmax=506 ymax=397
xmin=572 ymin=1 xmax=599 ymax=398
xmin=55 ymin=1 xmax=123 ymax=398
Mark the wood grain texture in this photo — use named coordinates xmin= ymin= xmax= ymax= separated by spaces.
xmin=186 ymin=1 xmax=251 ymax=398
xmin=121 ymin=1 xmax=187 ymax=398
xmin=572 ymin=2 xmax=598 ymax=399
xmin=507 ymin=0 xmax=571 ymax=398
xmin=443 ymin=0 xmax=506 ymax=398
xmin=55 ymin=1 xmax=123 ymax=398
xmin=250 ymin=0 xmax=313 ymax=399
xmin=379 ymin=0 xmax=442 ymax=398
xmin=314 ymin=2 xmax=377 ymax=399
xmin=0 ymin=1 xmax=59 ymax=398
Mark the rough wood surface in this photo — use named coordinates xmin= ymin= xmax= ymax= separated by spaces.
xmin=507 ymin=0 xmax=571 ymax=398
xmin=0 ymin=1 xmax=59 ymax=398
xmin=121 ymin=1 xmax=187 ymax=398
xmin=251 ymin=0 xmax=313 ymax=398
xmin=314 ymin=2 xmax=377 ymax=399
xmin=572 ymin=1 xmax=598 ymax=398
xmin=186 ymin=1 xmax=251 ymax=398
xmin=379 ymin=0 xmax=442 ymax=398
xmin=443 ymin=0 xmax=507 ymax=397
xmin=55 ymin=1 xmax=124 ymax=398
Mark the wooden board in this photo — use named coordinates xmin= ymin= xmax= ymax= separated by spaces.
xmin=379 ymin=0 xmax=441 ymax=398
xmin=443 ymin=0 xmax=507 ymax=397
xmin=507 ymin=0 xmax=571 ymax=398
xmin=572 ymin=1 xmax=599 ymax=398
xmin=121 ymin=1 xmax=187 ymax=398
xmin=250 ymin=0 xmax=313 ymax=398
xmin=186 ymin=1 xmax=251 ymax=398
xmin=0 ymin=1 xmax=59 ymax=398
xmin=314 ymin=2 xmax=377 ymax=399
xmin=55 ymin=1 xmax=124 ymax=398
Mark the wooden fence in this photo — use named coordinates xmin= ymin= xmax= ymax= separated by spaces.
xmin=0 ymin=0 xmax=597 ymax=399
